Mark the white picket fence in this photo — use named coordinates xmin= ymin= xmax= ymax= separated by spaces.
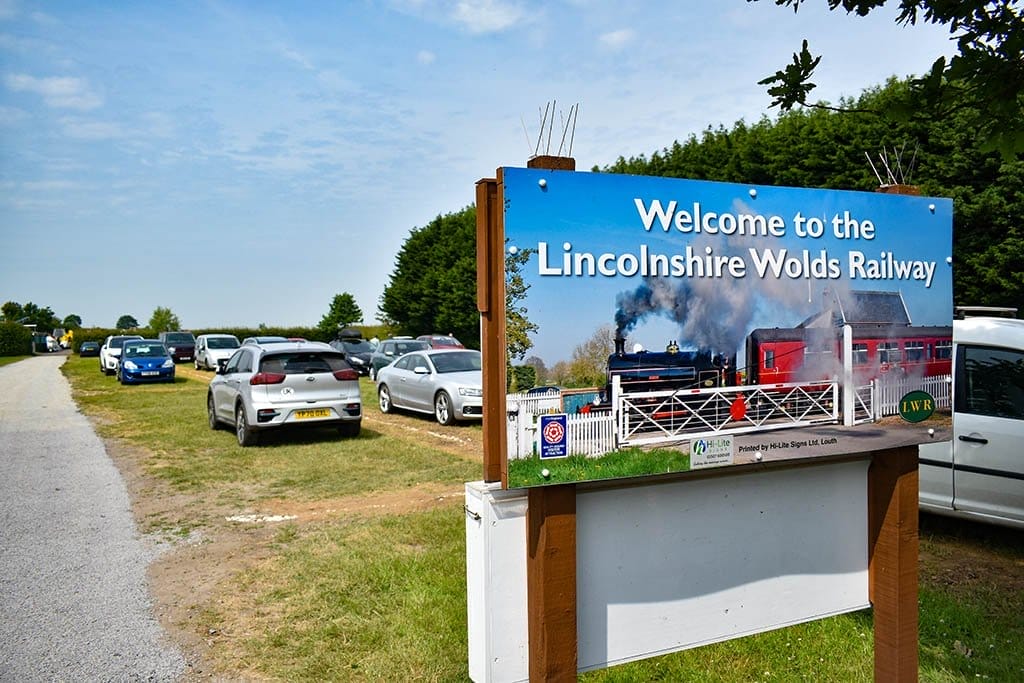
xmin=506 ymin=392 xmax=615 ymax=460
xmin=872 ymin=374 xmax=951 ymax=418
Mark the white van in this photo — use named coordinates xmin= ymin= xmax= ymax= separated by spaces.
xmin=919 ymin=317 xmax=1024 ymax=529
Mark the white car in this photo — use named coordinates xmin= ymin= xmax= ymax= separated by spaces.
xmin=920 ymin=316 xmax=1024 ymax=529
xmin=376 ymin=349 xmax=483 ymax=425
xmin=194 ymin=333 xmax=241 ymax=371
xmin=99 ymin=334 xmax=143 ymax=375
xmin=207 ymin=341 xmax=362 ymax=446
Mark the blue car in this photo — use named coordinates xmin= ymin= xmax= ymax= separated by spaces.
xmin=118 ymin=339 xmax=176 ymax=385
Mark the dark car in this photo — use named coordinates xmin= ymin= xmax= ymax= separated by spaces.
xmin=158 ymin=331 xmax=196 ymax=363
xmin=329 ymin=337 xmax=375 ymax=376
xmin=368 ymin=337 xmax=430 ymax=381
xmin=78 ymin=341 xmax=100 ymax=357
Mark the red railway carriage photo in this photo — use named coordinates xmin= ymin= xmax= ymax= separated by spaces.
xmin=744 ymin=289 xmax=952 ymax=386
xmin=745 ymin=324 xmax=952 ymax=386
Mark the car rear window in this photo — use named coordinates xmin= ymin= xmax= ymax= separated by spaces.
xmin=260 ymin=352 xmax=351 ymax=375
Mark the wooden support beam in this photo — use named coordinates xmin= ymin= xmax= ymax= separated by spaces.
xmin=476 ymin=176 xmax=505 ymax=484
xmin=527 ymin=484 xmax=577 ymax=682
xmin=868 ymin=446 xmax=919 ymax=682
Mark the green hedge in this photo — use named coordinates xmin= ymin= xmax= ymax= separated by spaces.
xmin=0 ymin=321 xmax=33 ymax=356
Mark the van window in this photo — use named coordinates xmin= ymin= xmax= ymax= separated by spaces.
xmin=957 ymin=345 xmax=1024 ymax=420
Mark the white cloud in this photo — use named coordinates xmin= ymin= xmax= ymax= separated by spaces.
xmin=277 ymin=43 xmax=314 ymax=70
xmin=59 ymin=117 xmax=124 ymax=140
xmin=452 ymin=0 xmax=525 ymax=34
xmin=4 ymin=74 xmax=102 ymax=110
xmin=599 ymin=28 xmax=634 ymax=50
xmin=0 ymin=104 xmax=26 ymax=124
xmin=417 ymin=49 xmax=436 ymax=65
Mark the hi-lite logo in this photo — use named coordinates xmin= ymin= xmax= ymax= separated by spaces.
xmin=899 ymin=390 xmax=936 ymax=423
xmin=690 ymin=436 xmax=734 ymax=469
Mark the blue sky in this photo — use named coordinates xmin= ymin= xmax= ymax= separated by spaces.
xmin=0 ymin=1 xmax=955 ymax=331
xmin=504 ymin=168 xmax=952 ymax=365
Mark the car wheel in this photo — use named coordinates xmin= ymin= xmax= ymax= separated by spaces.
xmin=338 ymin=421 xmax=361 ymax=438
xmin=435 ymin=391 xmax=455 ymax=426
xmin=207 ymin=394 xmax=220 ymax=430
xmin=378 ymin=385 xmax=392 ymax=414
xmin=235 ymin=404 xmax=259 ymax=447
xmin=195 ymin=358 xmax=201 ymax=370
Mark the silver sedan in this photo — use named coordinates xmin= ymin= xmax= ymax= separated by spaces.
xmin=376 ymin=349 xmax=482 ymax=425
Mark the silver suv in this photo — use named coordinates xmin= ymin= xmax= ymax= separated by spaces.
xmin=207 ymin=341 xmax=362 ymax=446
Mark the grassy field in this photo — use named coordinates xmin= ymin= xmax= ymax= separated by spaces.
xmin=60 ymin=354 xmax=1024 ymax=681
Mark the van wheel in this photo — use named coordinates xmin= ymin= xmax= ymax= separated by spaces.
xmin=235 ymin=404 xmax=259 ymax=446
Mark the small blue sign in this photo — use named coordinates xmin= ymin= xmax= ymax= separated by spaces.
xmin=539 ymin=413 xmax=568 ymax=459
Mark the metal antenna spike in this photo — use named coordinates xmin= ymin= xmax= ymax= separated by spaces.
xmin=546 ymin=99 xmax=557 ymax=155
xmin=536 ymin=102 xmax=550 ymax=157
xmin=865 ymin=152 xmax=884 ymax=186
xmin=567 ymin=103 xmax=578 ymax=157
xmin=520 ymin=116 xmax=533 ymax=156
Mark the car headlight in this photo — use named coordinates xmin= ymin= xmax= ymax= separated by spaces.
xmin=459 ymin=387 xmax=483 ymax=397
xmin=162 ymin=359 xmax=175 ymax=368
xmin=167 ymin=346 xmax=177 ymax=353
xmin=123 ymin=360 xmax=138 ymax=370
xmin=350 ymin=357 xmax=365 ymax=365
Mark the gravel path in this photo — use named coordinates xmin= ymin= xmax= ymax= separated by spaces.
xmin=0 ymin=355 xmax=185 ymax=682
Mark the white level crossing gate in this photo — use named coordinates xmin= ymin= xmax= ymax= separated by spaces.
xmin=613 ymin=376 xmax=841 ymax=447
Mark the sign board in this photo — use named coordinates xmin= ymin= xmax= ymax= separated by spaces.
xmin=502 ymin=167 xmax=952 ymax=488
xmin=899 ymin=390 xmax=936 ymax=423
xmin=690 ymin=435 xmax=734 ymax=469
xmin=539 ymin=413 xmax=569 ymax=459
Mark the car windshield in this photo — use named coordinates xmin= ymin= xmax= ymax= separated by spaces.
xmin=208 ymin=337 xmax=240 ymax=349
xmin=431 ymin=351 xmax=481 ymax=373
xmin=110 ymin=337 xmax=139 ymax=349
xmin=260 ymin=352 xmax=350 ymax=374
xmin=164 ymin=333 xmax=193 ymax=343
xmin=124 ymin=344 xmax=167 ymax=358
xmin=342 ymin=339 xmax=373 ymax=353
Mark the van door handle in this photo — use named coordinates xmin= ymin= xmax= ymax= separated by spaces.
xmin=958 ymin=435 xmax=988 ymax=444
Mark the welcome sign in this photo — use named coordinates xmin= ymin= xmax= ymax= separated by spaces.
xmin=502 ymin=167 xmax=953 ymax=488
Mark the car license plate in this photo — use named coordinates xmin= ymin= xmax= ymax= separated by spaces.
xmin=141 ymin=371 xmax=159 ymax=376
xmin=294 ymin=408 xmax=331 ymax=420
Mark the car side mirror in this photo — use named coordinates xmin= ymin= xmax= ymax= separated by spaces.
xmin=414 ymin=366 xmax=429 ymax=375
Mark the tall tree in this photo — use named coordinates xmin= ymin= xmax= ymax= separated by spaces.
xmin=600 ymin=77 xmax=1024 ymax=312
xmin=753 ymin=0 xmax=1024 ymax=157
xmin=62 ymin=314 xmax=83 ymax=330
xmin=318 ymin=293 xmax=363 ymax=338
xmin=505 ymin=245 xmax=538 ymax=360
xmin=2 ymin=301 xmax=23 ymax=322
xmin=148 ymin=307 xmax=181 ymax=332
xmin=116 ymin=315 xmax=139 ymax=330
xmin=378 ymin=207 xmax=480 ymax=347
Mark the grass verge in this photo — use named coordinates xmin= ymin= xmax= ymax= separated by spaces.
xmin=60 ymin=354 xmax=1023 ymax=681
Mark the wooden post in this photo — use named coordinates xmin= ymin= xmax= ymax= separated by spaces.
xmin=527 ymin=485 xmax=577 ymax=682
xmin=868 ymin=446 xmax=919 ymax=682
xmin=476 ymin=176 xmax=505 ymax=484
